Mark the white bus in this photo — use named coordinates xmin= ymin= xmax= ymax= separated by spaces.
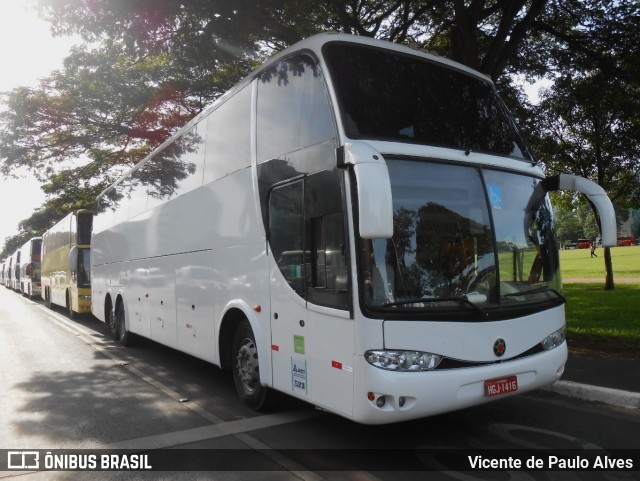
xmin=19 ymin=237 xmax=43 ymax=298
xmin=3 ymin=256 xmax=12 ymax=288
xmin=92 ymin=33 xmax=616 ymax=424
xmin=8 ymin=249 xmax=21 ymax=291
xmin=1 ymin=258 xmax=7 ymax=287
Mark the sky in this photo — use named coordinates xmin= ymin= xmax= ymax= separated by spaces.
xmin=0 ymin=1 xmax=76 ymax=250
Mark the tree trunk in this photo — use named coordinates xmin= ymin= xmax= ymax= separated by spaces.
xmin=603 ymin=246 xmax=615 ymax=290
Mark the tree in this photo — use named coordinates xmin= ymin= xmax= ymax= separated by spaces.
xmin=531 ymin=56 xmax=640 ymax=290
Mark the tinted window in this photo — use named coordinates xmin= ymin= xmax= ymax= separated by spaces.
xmin=173 ymin=123 xmax=206 ymax=196
xmin=77 ymin=213 xmax=93 ymax=245
xmin=109 ymin=178 xmax=131 ymax=226
xmin=145 ymin=142 xmax=187 ymax=206
xmin=128 ymin=164 xmax=150 ymax=219
xmin=324 ymin=43 xmax=532 ymax=160
xmin=305 ymin=170 xmax=348 ymax=309
xmin=268 ymin=171 xmax=349 ymax=310
xmin=269 ymin=181 xmax=305 ymax=297
xmin=78 ymin=248 xmax=91 ymax=287
xmin=32 ymin=239 xmax=42 ymax=260
xmin=203 ymin=84 xmax=251 ymax=184
xmin=257 ymin=55 xmax=335 ymax=162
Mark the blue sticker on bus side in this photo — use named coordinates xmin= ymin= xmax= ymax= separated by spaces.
xmin=487 ymin=184 xmax=503 ymax=209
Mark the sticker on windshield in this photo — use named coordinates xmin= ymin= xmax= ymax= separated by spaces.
xmin=487 ymin=184 xmax=503 ymax=209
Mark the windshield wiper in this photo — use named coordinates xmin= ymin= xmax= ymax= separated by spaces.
xmin=382 ymin=296 xmax=489 ymax=318
xmin=503 ymin=286 xmax=566 ymax=303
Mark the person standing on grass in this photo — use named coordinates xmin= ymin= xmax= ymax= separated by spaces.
xmin=590 ymin=238 xmax=598 ymax=258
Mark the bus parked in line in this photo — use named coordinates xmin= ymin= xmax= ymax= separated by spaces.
xmin=91 ymin=33 xmax=616 ymax=424
xmin=3 ymin=256 xmax=12 ymax=288
xmin=41 ymin=211 xmax=93 ymax=318
xmin=19 ymin=237 xmax=43 ymax=298
xmin=1 ymin=258 xmax=6 ymax=287
xmin=9 ymin=250 xmax=21 ymax=291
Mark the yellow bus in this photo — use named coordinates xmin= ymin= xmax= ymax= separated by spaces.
xmin=41 ymin=210 xmax=93 ymax=318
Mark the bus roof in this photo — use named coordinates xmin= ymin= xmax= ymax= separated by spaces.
xmin=98 ymin=33 xmax=495 ymax=201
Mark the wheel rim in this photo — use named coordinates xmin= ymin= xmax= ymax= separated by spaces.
xmin=235 ymin=337 xmax=260 ymax=393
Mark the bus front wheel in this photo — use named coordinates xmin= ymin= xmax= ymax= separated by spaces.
xmin=232 ymin=320 xmax=271 ymax=411
xmin=67 ymin=291 xmax=76 ymax=319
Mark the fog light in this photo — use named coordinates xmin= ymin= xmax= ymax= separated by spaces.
xmin=375 ymin=395 xmax=386 ymax=408
xmin=398 ymin=396 xmax=406 ymax=407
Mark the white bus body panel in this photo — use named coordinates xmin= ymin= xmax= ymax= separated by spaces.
xmin=383 ymin=308 xmax=564 ymax=362
xmin=92 ymin=168 xmax=271 ymax=372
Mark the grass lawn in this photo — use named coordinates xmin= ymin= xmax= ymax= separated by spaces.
xmin=560 ymin=246 xmax=639 ymax=359
xmin=560 ymin=245 xmax=640 ymax=278
xmin=563 ymin=284 xmax=640 ymax=359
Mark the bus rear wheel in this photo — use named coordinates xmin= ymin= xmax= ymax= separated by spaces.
xmin=232 ymin=320 xmax=271 ymax=411
xmin=110 ymin=302 xmax=133 ymax=346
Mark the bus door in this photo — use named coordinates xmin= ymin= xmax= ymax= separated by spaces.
xmin=267 ymin=175 xmax=354 ymax=417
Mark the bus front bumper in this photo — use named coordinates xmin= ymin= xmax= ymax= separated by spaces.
xmin=351 ymin=343 xmax=567 ymax=424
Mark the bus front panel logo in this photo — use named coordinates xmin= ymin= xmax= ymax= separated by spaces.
xmin=493 ymin=339 xmax=506 ymax=357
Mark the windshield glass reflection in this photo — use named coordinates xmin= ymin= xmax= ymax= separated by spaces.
xmin=361 ymin=159 xmax=561 ymax=315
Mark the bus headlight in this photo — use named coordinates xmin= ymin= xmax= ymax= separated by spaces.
xmin=541 ymin=327 xmax=566 ymax=350
xmin=365 ymin=350 xmax=442 ymax=371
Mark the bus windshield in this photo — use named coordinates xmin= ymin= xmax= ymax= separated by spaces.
xmin=77 ymin=248 xmax=91 ymax=287
xmin=360 ymin=159 xmax=561 ymax=317
xmin=324 ymin=42 xmax=532 ymax=161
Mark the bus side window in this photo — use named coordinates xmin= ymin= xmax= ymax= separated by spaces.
xmin=269 ymin=181 xmax=306 ymax=297
xmin=257 ymin=54 xmax=335 ymax=163
xmin=305 ymin=170 xmax=349 ymax=310
xmin=309 ymin=212 xmax=349 ymax=309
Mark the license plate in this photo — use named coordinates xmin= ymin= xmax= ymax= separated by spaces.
xmin=484 ymin=375 xmax=518 ymax=397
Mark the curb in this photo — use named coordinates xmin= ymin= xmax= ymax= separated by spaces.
xmin=543 ymin=380 xmax=640 ymax=409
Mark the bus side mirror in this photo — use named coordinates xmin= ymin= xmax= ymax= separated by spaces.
xmin=68 ymin=246 xmax=78 ymax=271
xmin=525 ymin=174 xmax=617 ymax=247
xmin=339 ymin=142 xmax=394 ymax=239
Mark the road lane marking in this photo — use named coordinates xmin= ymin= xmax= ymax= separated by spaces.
xmin=106 ymin=409 xmax=317 ymax=449
xmin=35 ymin=304 xmax=326 ymax=481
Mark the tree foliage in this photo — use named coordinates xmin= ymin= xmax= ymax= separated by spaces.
xmin=528 ymin=1 xmax=640 ymax=289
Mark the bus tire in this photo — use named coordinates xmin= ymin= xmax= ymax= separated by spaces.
xmin=111 ymin=301 xmax=133 ymax=346
xmin=232 ymin=319 xmax=271 ymax=411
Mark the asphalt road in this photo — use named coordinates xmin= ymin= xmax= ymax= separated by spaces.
xmin=1 ymin=287 xmax=638 ymax=481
